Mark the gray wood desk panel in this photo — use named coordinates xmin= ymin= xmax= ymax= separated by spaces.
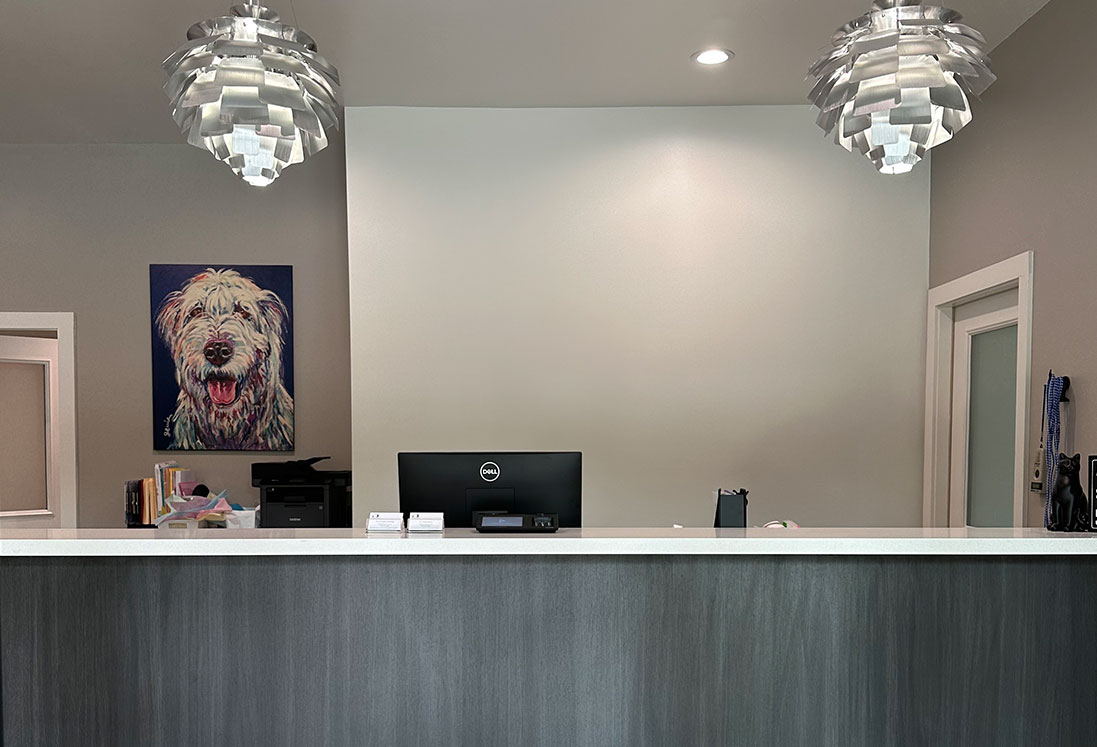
xmin=2 ymin=556 xmax=1095 ymax=746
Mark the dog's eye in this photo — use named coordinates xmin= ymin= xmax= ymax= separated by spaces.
xmin=234 ymin=303 xmax=252 ymax=321
xmin=187 ymin=305 xmax=203 ymax=319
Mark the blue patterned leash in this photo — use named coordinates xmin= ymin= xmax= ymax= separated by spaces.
xmin=1044 ymin=375 xmax=1065 ymax=527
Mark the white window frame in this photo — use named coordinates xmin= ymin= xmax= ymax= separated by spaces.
xmin=923 ymin=253 xmax=1033 ymax=528
xmin=0 ymin=312 xmax=78 ymax=528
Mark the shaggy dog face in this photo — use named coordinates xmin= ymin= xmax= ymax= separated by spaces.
xmin=156 ymin=269 xmax=294 ymax=450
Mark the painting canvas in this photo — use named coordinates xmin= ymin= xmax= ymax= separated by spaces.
xmin=150 ymin=264 xmax=294 ymax=451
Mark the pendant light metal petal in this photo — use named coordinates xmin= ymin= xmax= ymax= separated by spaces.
xmin=808 ymin=0 xmax=994 ymax=174
xmin=163 ymin=2 xmax=342 ymax=187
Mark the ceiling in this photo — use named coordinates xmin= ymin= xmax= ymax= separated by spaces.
xmin=0 ymin=0 xmax=1049 ymax=144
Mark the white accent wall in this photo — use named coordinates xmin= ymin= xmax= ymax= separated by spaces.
xmin=346 ymin=106 xmax=930 ymax=527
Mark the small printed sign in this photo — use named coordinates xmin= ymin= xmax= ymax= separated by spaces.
xmin=407 ymin=512 xmax=444 ymax=533
xmin=367 ymin=512 xmax=404 ymax=533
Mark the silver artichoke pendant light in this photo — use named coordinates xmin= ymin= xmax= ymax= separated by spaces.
xmin=808 ymin=0 xmax=995 ymax=174
xmin=163 ymin=1 xmax=342 ymax=187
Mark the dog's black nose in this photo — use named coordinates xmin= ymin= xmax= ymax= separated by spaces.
xmin=204 ymin=339 xmax=234 ymax=366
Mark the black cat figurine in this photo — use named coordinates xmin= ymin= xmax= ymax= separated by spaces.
xmin=1048 ymin=453 xmax=1091 ymax=532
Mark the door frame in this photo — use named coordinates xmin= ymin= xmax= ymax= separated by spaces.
xmin=0 ymin=312 xmax=78 ymax=527
xmin=923 ymin=252 xmax=1033 ymax=528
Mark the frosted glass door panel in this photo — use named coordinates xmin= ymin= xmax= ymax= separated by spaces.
xmin=0 ymin=361 xmax=49 ymax=512
xmin=966 ymin=324 xmax=1018 ymax=527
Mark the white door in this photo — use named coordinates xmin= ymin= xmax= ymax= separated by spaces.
xmin=0 ymin=335 xmax=64 ymax=526
xmin=923 ymin=252 xmax=1032 ymax=529
xmin=947 ymin=290 xmax=1020 ymax=527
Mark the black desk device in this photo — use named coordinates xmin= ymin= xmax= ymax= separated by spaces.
xmin=398 ymin=452 xmax=581 ymax=528
xmin=252 ymin=457 xmax=352 ymax=528
xmin=474 ymin=512 xmax=559 ymax=533
xmin=714 ymin=488 xmax=748 ymax=528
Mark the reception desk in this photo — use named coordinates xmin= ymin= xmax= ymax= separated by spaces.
xmin=3 ymin=528 xmax=1096 ymax=745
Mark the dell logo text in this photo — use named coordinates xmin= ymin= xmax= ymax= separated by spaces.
xmin=480 ymin=462 xmax=500 ymax=482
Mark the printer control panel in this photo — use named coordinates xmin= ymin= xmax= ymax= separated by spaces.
xmin=473 ymin=512 xmax=559 ymax=533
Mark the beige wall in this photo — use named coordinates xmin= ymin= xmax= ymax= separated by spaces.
xmin=346 ymin=106 xmax=931 ymax=528
xmin=929 ymin=0 xmax=1095 ymax=525
xmin=0 ymin=141 xmax=352 ymax=527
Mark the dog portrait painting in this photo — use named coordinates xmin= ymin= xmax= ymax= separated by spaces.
xmin=151 ymin=265 xmax=294 ymax=451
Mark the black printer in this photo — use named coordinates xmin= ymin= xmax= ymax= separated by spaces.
xmin=252 ymin=457 xmax=352 ymax=528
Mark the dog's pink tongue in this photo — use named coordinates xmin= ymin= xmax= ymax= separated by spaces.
xmin=208 ymin=377 xmax=237 ymax=406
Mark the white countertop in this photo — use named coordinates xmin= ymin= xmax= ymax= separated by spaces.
xmin=2 ymin=527 xmax=1096 ymax=557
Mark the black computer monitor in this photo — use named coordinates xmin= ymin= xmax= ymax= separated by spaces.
xmin=398 ymin=452 xmax=582 ymax=527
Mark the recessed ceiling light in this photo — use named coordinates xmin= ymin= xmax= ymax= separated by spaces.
xmin=692 ymin=49 xmax=734 ymax=65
